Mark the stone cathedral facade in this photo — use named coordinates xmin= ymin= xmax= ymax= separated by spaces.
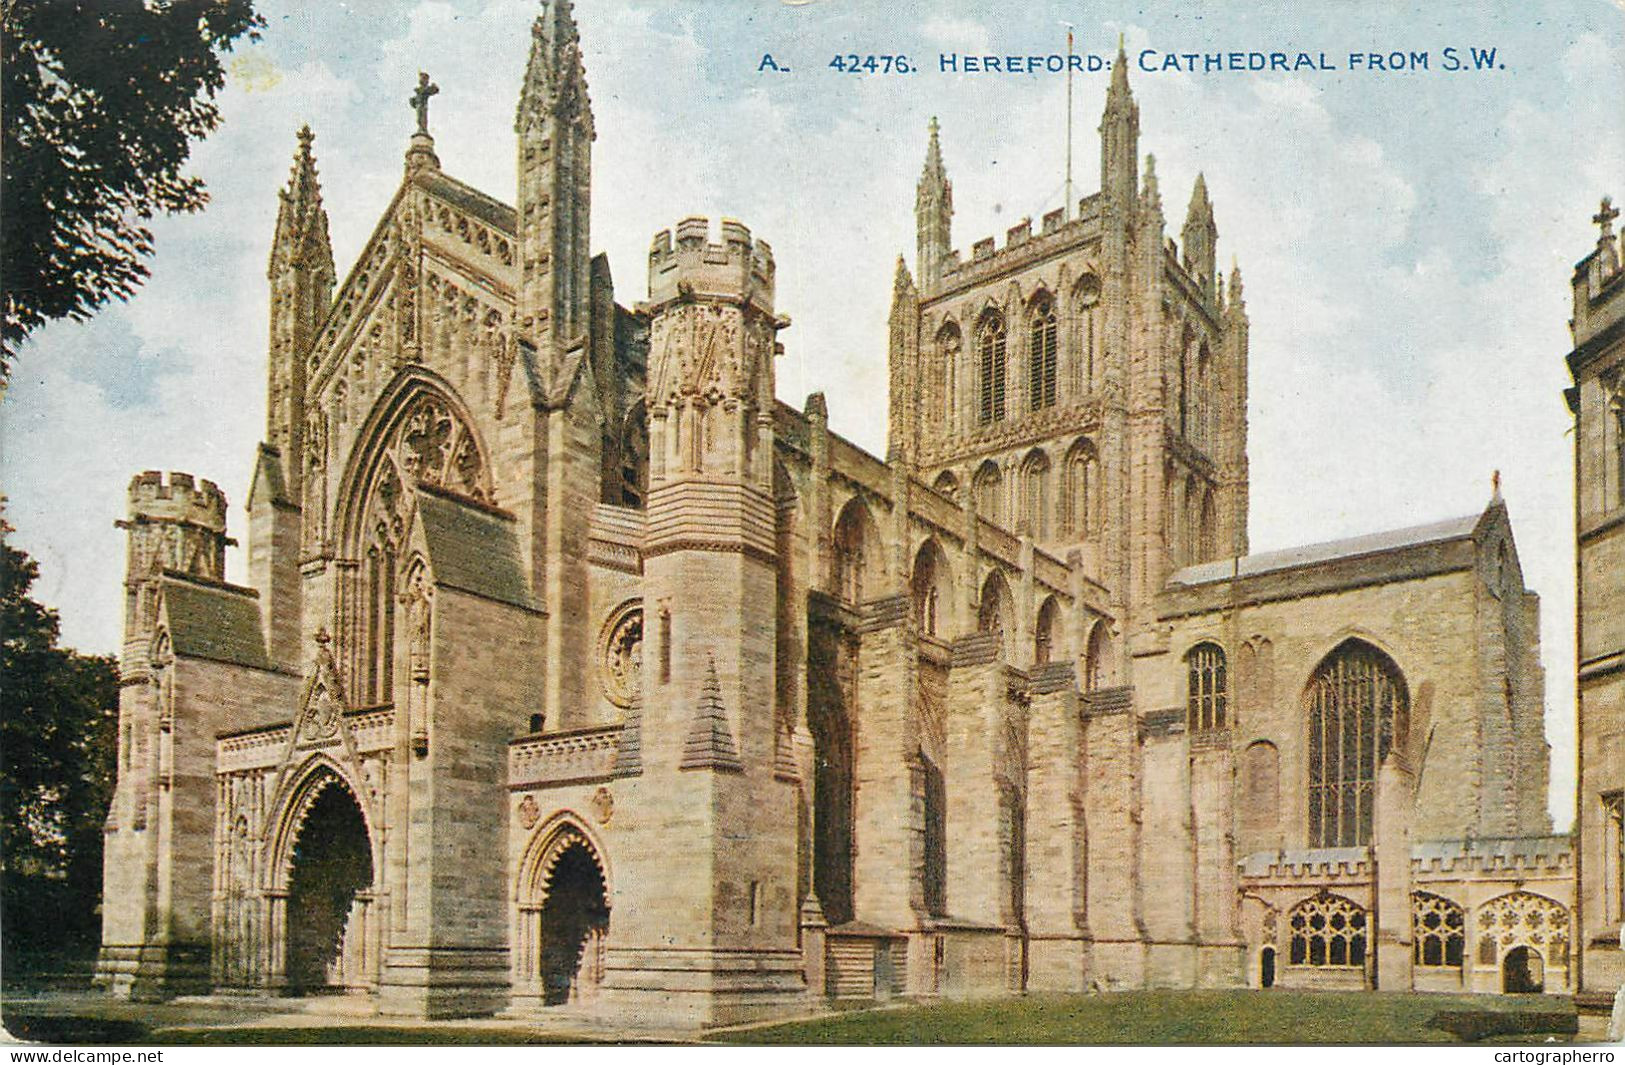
xmin=97 ymin=3 xmax=1577 ymax=1025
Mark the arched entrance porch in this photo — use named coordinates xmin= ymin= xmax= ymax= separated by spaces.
xmin=515 ymin=818 xmax=611 ymax=1008
xmin=266 ymin=766 xmax=381 ymax=995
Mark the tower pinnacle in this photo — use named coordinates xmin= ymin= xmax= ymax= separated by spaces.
xmin=916 ymin=117 xmax=953 ymax=291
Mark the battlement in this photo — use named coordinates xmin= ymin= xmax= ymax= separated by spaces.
xmin=647 ymin=216 xmax=775 ymax=312
xmin=127 ymin=470 xmax=228 ymax=530
xmin=1410 ymin=835 xmax=1573 ymax=877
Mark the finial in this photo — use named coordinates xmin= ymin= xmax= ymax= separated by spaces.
xmin=1595 ymin=195 xmax=1619 ymax=242
xmin=314 ymin=626 xmax=332 ymax=647
xmin=1118 ymin=30 xmax=1125 ymax=53
xmin=297 ymin=124 xmax=314 ymax=148
xmin=410 ymin=71 xmax=440 ymax=136
xmin=1491 ymin=469 xmax=1502 ymax=501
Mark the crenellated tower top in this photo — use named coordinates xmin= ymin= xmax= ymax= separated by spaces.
xmin=647 ymin=216 xmax=776 ymax=314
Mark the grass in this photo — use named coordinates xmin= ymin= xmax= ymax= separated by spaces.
xmin=720 ymin=990 xmax=1580 ymax=1045
xmin=2 ymin=989 xmax=1579 ymax=1046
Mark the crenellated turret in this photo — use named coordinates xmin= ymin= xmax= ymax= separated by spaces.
xmin=515 ymin=0 xmax=595 ymax=389
xmin=1182 ymin=173 xmax=1217 ymax=299
xmin=265 ymin=126 xmax=334 ymax=501
xmin=117 ymin=471 xmax=231 ymax=669
xmin=644 ymin=216 xmax=782 ymax=492
xmin=916 ymin=117 xmax=953 ymax=292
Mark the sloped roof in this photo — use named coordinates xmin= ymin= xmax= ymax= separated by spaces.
xmin=419 ymin=171 xmax=517 ymax=234
xmin=415 ymin=487 xmax=536 ymax=610
xmin=161 ymin=577 xmax=270 ymax=670
xmin=1171 ymin=511 xmax=1483 ymax=587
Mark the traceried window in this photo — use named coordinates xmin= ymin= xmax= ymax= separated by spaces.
xmin=912 ymin=540 xmax=950 ymax=638
xmin=1062 ymin=439 xmax=1098 ymax=538
xmin=973 ymin=461 xmax=1004 ymax=527
xmin=1019 ymin=451 xmax=1051 ymax=539
xmin=977 ymin=311 xmax=1007 ymax=425
xmin=936 ymin=323 xmax=962 ymax=432
xmin=832 ymin=500 xmax=874 ymax=605
xmin=618 ymin=403 xmax=648 ymax=508
xmin=1288 ymin=893 xmax=1367 ymax=967
xmin=1074 ymin=276 xmax=1101 ymax=393
xmin=932 ymin=470 xmax=960 ymax=502
xmin=1412 ymin=891 xmax=1465 ymax=968
xmin=1186 ymin=642 xmax=1228 ymax=731
xmin=1307 ymin=640 xmax=1410 ymax=847
xmin=1028 ymin=293 xmax=1058 ymax=410
xmin=1474 ymin=890 xmax=1570 ymax=970
xmin=978 ymin=572 xmax=1010 ymax=655
xmin=1613 ymin=393 xmax=1625 ymax=509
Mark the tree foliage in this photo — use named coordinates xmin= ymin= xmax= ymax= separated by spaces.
xmin=0 ymin=519 xmax=119 ymax=968
xmin=1 ymin=0 xmax=263 ymax=372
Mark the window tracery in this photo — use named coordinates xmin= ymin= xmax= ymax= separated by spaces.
xmin=1475 ymin=891 xmax=1569 ymax=969
xmin=1186 ymin=642 xmax=1227 ymax=731
xmin=1412 ymin=891 xmax=1465 ymax=967
xmin=977 ymin=312 xmax=1007 ymax=425
xmin=1288 ymin=893 xmax=1367 ymax=967
xmin=1028 ymin=294 xmax=1057 ymax=411
xmin=1307 ymin=640 xmax=1409 ymax=847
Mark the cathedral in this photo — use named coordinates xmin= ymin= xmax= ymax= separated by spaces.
xmin=95 ymin=2 xmax=1602 ymax=1026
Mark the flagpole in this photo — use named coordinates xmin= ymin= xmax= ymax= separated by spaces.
xmin=1064 ymin=26 xmax=1074 ymax=220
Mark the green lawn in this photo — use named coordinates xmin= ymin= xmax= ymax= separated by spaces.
xmin=3 ymin=989 xmax=1580 ymax=1046
xmin=720 ymin=990 xmax=1579 ymax=1045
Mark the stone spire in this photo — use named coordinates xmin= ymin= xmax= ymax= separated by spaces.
xmin=1099 ymin=37 xmax=1139 ymax=209
xmin=680 ymin=659 xmax=743 ymax=773
xmin=1183 ymin=172 xmax=1218 ymax=297
xmin=269 ymin=126 xmax=334 ymax=283
xmin=916 ymin=117 xmax=953 ymax=292
xmin=517 ymin=0 xmax=593 ymax=139
xmin=515 ymin=0 xmax=596 ymax=380
xmin=265 ymin=125 xmax=334 ymax=499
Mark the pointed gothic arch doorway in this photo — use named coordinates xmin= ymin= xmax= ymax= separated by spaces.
xmin=516 ymin=821 xmax=611 ymax=1008
xmin=284 ymin=780 xmax=374 ymax=994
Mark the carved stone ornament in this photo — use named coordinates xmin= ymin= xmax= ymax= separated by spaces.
xmin=590 ymin=786 xmax=614 ymax=825
xmin=600 ymin=603 xmax=643 ymax=709
xmin=517 ymin=794 xmax=540 ymax=830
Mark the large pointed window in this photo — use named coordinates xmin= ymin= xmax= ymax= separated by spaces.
xmin=1028 ymin=293 xmax=1058 ymax=410
xmin=977 ymin=311 xmax=1007 ymax=425
xmin=1307 ymin=640 xmax=1410 ymax=847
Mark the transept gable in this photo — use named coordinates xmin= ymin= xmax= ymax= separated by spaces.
xmin=332 ymin=370 xmax=494 ymax=557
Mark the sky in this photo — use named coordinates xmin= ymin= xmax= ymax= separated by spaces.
xmin=2 ymin=0 xmax=1620 ymax=828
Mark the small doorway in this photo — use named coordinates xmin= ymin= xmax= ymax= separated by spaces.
xmin=539 ymin=841 xmax=610 ymax=1006
xmin=1502 ymin=946 xmax=1544 ymax=993
xmin=1260 ymin=946 xmax=1276 ymax=989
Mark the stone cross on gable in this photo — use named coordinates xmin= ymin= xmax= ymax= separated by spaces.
xmin=1596 ymin=196 xmax=1619 ymax=242
xmin=410 ymin=71 xmax=439 ymax=135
